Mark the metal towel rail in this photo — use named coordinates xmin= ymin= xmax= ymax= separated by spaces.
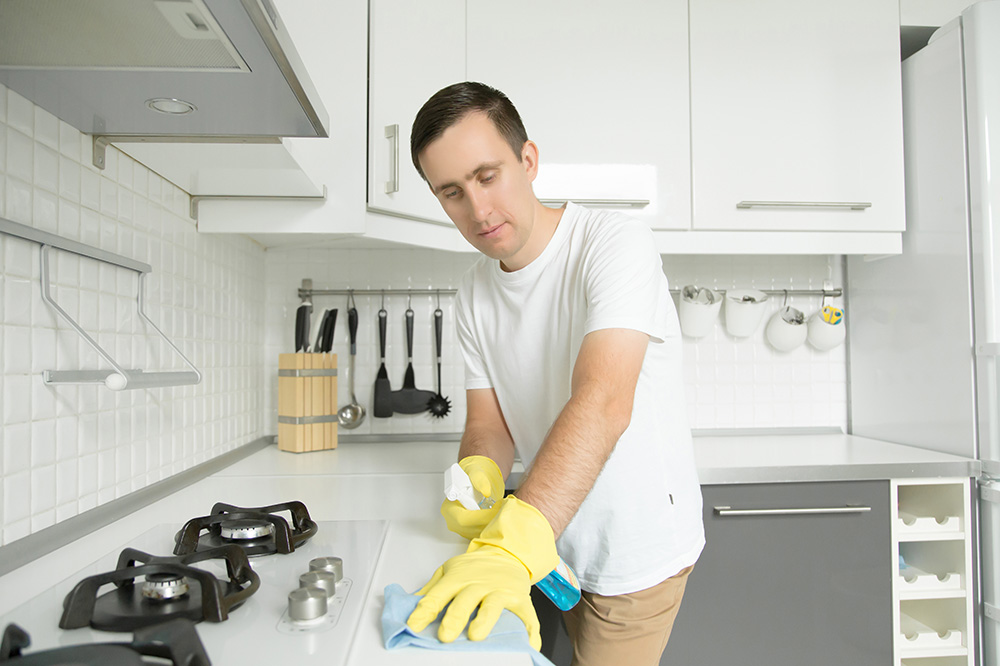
xmin=0 ymin=216 xmax=201 ymax=391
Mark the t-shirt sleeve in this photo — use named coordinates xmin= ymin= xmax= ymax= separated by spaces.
xmin=456 ymin=282 xmax=493 ymax=390
xmin=583 ymin=217 xmax=678 ymax=344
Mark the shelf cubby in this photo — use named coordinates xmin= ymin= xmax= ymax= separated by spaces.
xmin=892 ymin=479 xmax=973 ymax=666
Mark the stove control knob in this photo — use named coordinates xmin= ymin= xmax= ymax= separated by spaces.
xmin=299 ymin=571 xmax=337 ymax=597
xmin=288 ymin=586 xmax=327 ymax=621
xmin=309 ymin=556 xmax=343 ymax=583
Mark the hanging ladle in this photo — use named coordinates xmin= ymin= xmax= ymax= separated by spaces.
xmin=338 ymin=293 xmax=366 ymax=429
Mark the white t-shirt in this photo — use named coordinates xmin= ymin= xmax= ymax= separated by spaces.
xmin=455 ymin=202 xmax=705 ymax=596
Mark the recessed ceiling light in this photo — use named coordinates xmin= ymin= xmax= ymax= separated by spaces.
xmin=146 ymin=98 xmax=197 ymax=115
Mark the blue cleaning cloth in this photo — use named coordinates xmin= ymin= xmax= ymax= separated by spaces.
xmin=381 ymin=583 xmax=555 ymax=666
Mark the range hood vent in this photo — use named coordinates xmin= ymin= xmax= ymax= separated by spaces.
xmin=0 ymin=0 xmax=328 ymax=139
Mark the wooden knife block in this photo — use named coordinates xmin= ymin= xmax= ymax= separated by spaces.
xmin=278 ymin=353 xmax=338 ymax=453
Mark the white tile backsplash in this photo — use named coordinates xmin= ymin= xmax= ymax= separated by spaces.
xmin=0 ymin=84 xmax=266 ymax=545
xmin=264 ymin=250 xmax=847 ymax=437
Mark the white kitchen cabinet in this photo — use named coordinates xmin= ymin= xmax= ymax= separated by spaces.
xmin=465 ymin=0 xmax=690 ymax=230
xmin=893 ymin=479 xmax=975 ymax=666
xmin=689 ymin=0 xmax=906 ymax=232
xmin=366 ymin=0 xmax=464 ymax=228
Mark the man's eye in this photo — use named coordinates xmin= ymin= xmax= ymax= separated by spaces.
xmin=444 ymin=190 xmax=460 ymax=199
xmin=481 ymin=174 xmax=495 ymax=184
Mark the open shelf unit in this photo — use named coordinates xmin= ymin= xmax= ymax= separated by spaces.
xmin=892 ymin=479 xmax=974 ymax=666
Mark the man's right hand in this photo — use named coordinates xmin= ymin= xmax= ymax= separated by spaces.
xmin=441 ymin=455 xmax=504 ymax=539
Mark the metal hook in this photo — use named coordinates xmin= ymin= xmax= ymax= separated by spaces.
xmin=407 ymin=291 xmax=412 ymax=309
xmin=381 ymin=289 xmax=385 ymax=309
xmin=348 ymin=289 xmax=356 ymax=310
xmin=783 ymin=289 xmax=789 ymax=307
xmin=436 ymin=289 xmax=441 ymax=309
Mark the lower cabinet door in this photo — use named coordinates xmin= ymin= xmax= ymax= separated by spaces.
xmin=661 ymin=481 xmax=893 ymax=666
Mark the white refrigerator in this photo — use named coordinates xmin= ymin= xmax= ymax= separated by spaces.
xmin=848 ymin=2 xmax=1000 ymax=664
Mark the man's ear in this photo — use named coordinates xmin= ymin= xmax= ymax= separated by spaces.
xmin=521 ymin=140 xmax=540 ymax=182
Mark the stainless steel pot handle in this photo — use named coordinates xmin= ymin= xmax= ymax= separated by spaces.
xmin=714 ymin=505 xmax=872 ymax=517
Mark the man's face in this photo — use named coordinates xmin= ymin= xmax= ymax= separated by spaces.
xmin=418 ymin=112 xmax=541 ymax=270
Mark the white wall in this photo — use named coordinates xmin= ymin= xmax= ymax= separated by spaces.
xmin=0 ymin=85 xmax=267 ymax=546
xmin=264 ymin=250 xmax=847 ymax=436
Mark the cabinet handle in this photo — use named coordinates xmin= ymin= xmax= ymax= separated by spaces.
xmin=736 ymin=201 xmax=872 ymax=210
xmin=538 ymin=198 xmax=650 ymax=209
xmin=713 ymin=505 xmax=872 ymax=517
xmin=384 ymin=124 xmax=399 ymax=194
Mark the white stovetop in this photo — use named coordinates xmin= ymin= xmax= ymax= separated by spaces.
xmin=0 ymin=434 xmax=979 ymax=664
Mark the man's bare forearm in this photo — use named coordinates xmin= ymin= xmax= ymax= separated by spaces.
xmin=458 ymin=425 xmax=516 ymax=480
xmin=514 ymin=385 xmax=630 ymax=538
xmin=515 ymin=328 xmax=649 ymax=538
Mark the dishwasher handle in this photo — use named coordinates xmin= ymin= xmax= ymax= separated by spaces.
xmin=713 ymin=505 xmax=872 ymax=517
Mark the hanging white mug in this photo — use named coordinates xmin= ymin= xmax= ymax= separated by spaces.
xmin=678 ymin=285 xmax=723 ymax=338
xmin=724 ymin=289 xmax=770 ymax=337
xmin=807 ymin=305 xmax=846 ymax=350
xmin=766 ymin=305 xmax=808 ymax=352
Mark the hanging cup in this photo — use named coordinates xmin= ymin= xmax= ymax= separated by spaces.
xmin=678 ymin=285 xmax=723 ymax=338
xmin=724 ymin=289 xmax=770 ymax=338
xmin=807 ymin=305 xmax=846 ymax=350
xmin=766 ymin=305 xmax=808 ymax=352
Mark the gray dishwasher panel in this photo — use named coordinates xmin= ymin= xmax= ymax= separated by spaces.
xmin=661 ymin=480 xmax=893 ymax=666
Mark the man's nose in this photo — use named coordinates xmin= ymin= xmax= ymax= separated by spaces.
xmin=466 ymin=187 xmax=491 ymax=223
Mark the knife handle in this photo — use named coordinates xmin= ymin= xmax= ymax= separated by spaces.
xmin=405 ymin=308 xmax=414 ymax=359
xmin=378 ymin=308 xmax=387 ymax=360
xmin=295 ymin=306 xmax=306 ymax=352
xmin=348 ymin=307 xmax=358 ymax=355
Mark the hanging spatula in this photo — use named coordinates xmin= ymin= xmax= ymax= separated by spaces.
xmin=391 ymin=307 xmax=437 ymax=414
xmin=373 ymin=307 xmax=394 ymax=418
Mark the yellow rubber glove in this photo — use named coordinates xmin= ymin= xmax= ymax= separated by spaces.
xmin=441 ymin=455 xmax=504 ymax=540
xmin=408 ymin=495 xmax=559 ymax=651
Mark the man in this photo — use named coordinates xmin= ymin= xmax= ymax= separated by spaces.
xmin=405 ymin=81 xmax=704 ymax=665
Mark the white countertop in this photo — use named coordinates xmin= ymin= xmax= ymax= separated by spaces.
xmin=0 ymin=433 xmax=979 ymax=664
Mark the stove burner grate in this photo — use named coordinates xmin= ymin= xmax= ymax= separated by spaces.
xmin=0 ymin=618 xmax=210 ymax=665
xmin=58 ymin=546 xmax=259 ymax=632
xmin=173 ymin=501 xmax=318 ymax=557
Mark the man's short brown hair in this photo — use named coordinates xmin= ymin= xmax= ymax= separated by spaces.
xmin=410 ymin=81 xmax=529 ymax=181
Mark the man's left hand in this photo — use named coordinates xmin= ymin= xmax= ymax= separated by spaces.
xmin=406 ymin=496 xmax=559 ymax=651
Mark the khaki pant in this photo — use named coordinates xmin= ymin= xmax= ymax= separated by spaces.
xmin=562 ymin=565 xmax=694 ymax=666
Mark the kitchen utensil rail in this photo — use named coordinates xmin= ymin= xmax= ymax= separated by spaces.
xmin=679 ymin=287 xmax=842 ymax=298
xmin=0 ymin=215 xmax=202 ymax=391
xmin=297 ymin=285 xmax=840 ymax=299
xmin=298 ymin=286 xmax=458 ymax=299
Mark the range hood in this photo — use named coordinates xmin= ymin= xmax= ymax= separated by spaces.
xmin=0 ymin=0 xmax=329 ymax=140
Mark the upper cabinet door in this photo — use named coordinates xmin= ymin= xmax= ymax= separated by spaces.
xmin=690 ymin=0 xmax=905 ymax=232
xmin=466 ymin=0 xmax=691 ymax=230
xmin=367 ymin=0 xmax=464 ymax=226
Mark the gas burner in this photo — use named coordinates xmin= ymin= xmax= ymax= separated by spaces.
xmin=0 ymin=618 xmax=210 ymax=665
xmin=173 ymin=501 xmax=318 ymax=557
xmin=58 ymin=546 xmax=259 ymax=632
xmin=140 ymin=573 xmax=189 ymax=601
xmin=219 ymin=519 xmax=275 ymax=541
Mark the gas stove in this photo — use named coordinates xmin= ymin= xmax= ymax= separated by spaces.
xmin=0 ymin=503 xmax=388 ymax=666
